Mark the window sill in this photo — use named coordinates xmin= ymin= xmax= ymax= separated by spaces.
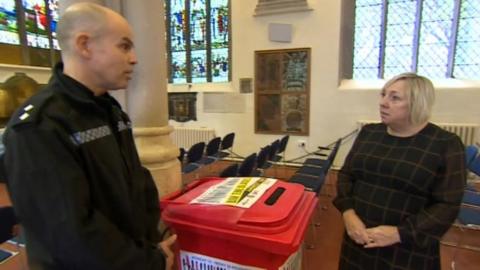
xmin=338 ymin=79 xmax=480 ymax=91
xmin=0 ymin=63 xmax=51 ymax=72
xmin=167 ymin=81 xmax=234 ymax=92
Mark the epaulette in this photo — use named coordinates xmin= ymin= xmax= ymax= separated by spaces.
xmin=8 ymin=103 xmax=38 ymax=128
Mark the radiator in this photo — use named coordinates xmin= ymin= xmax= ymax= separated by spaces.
xmin=171 ymin=127 xmax=216 ymax=149
xmin=357 ymin=120 xmax=479 ymax=145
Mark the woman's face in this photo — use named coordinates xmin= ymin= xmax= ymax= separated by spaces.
xmin=379 ymin=80 xmax=410 ymax=128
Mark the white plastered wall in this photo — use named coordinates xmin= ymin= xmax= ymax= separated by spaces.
xmin=167 ymin=0 xmax=480 ymax=167
xmin=2 ymin=0 xmax=479 ymax=167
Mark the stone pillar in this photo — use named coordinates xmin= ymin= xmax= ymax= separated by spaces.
xmin=121 ymin=0 xmax=181 ymax=197
xmin=59 ymin=0 xmax=182 ymax=197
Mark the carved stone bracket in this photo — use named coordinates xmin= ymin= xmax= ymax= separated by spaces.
xmin=254 ymin=0 xmax=313 ymax=16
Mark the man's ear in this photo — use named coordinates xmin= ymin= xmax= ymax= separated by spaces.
xmin=74 ymin=32 xmax=93 ymax=59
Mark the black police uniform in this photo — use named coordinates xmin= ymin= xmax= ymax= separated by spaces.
xmin=3 ymin=63 xmax=166 ymax=270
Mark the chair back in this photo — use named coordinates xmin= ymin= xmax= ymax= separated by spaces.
xmin=328 ymin=138 xmax=342 ymax=164
xmin=469 ymin=154 xmax=480 ymax=177
xmin=219 ymin=163 xmax=239 ymax=177
xmin=238 ymin=153 xmax=257 ymax=177
xmin=256 ymin=146 xmax=270 ymax=169
xmin=466 ymin=145 xmax=478 ymax=166
xmin=319 ymin=138 xmax=341 ymax=169
xmin=268 ymin=140 xmax=280 ymax=161
xmin=178 ymin=148 xmax=186 ymax=163
xmin=278 ymin=135 xmax=289 ymax=154
xmin=221 ymin=133 xmax=235 ymax=150
xmin=186 ymin=142 xmax=206 ymax=163
xmin=205 ymin=137 xmax=221 ymax=156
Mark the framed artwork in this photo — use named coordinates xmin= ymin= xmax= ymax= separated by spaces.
xmin=254 ymin=48 xmax=310 ymax=135
xmin=168 ymin=92 xmax=198 ymax=122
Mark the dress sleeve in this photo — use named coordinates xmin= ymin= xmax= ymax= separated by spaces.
xmin=397 ymin=135 xmax=466 ymax=247
xmin=333 ymin=128 xmax=365 ymax=213
xmin=4 ymin=126 xmax=166 ymax=270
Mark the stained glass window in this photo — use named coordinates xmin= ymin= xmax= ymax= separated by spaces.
xmin=48 ymin=0 xmax=59 ymax=50
xmin=352 ymin=0 xmax=480 ymax=80
xmin=0 ymin=0 xmax=19 ymax=45
xmin=23 ymin=0 xmax=50 ymax=48
xmin=166 ymin=0 xmax=230 ymax=84
xmin=210 ymin=0 xmax=229 ymax=82
xmin=0 ymin=0 xmax=60 ymax=67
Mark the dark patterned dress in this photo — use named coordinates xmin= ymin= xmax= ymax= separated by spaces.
xmin=333 ymin=123 xmax=466 ymax=270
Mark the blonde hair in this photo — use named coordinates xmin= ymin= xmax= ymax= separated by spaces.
xmin=383 ymin=72 xmax=435 ymax=125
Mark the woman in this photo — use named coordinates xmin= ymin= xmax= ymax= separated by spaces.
xmin=333 ymin=73 xmax=466 ymax=270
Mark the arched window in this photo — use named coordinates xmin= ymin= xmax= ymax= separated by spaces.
xmin=165 ymin=0 xmax=231 ymax=84
xmin=343 ymin=0 xmax=480 ymax=80
xmin=0 ymin=0 xmax=60 ymax=67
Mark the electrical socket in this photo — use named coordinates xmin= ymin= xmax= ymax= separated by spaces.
xmin=297 ymin=140 xmax=306 ymax=148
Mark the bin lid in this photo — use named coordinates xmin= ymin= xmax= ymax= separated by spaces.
xmin=161 ymin=177 xmax=310 ymax=234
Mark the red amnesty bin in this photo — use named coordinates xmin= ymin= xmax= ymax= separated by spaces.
xmin=161 ymin=177 xmax=317 ymax=270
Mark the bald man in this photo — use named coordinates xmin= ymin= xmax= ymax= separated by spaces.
xmin=2 ymin=3 xmax=175 ymax=270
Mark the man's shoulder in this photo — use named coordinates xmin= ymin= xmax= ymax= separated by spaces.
xmin=7 ymin=85 xmax=68 ymax=130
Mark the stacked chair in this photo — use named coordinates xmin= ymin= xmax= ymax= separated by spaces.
xmin=217 ymin=132 xmax=235 ymax=159
xmin=289 ymin=138 xmax=342 ymax=196
xmin=466 ymin=145 xmax=478 ymax=166
xmin=177 ymin=147 xmax=186 ymax=162
xmin=197 ymin=137 xmax=222 ymax=166
xmin=468 ymin=145 xmax=480 ymax=176
xmin=237 ymin=153 xmax=258 ymax=177
xmin=288 ymin=138 xmax=342 ymax=249
xmin=219 ymin=163 xmax=239 ymax=177
xmin=181 ymin=142 xmax=206 ymax=174
xmin=252 ymin=146 xmax=271 ymax=176
xmin=254 ymin=135 xmax=290 ymax=178
xmin=273 ymin=135 xmax=289 ymax=162
xmin=179 ymin=132 xmax=237 ymax=185
xmin=218 ymin=153 xmax=257 ymax=178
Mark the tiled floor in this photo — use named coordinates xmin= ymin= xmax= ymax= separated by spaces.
xmin=1 ymin=162 xmax=480 ymax=270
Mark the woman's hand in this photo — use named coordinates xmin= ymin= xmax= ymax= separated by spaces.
xmin=342 ymin=209 xmax=370 ymax=245
xmin=364 ymin=226 xmax=400 ymax=248
xmin=158 ymin=234 xmax=177 ymax=270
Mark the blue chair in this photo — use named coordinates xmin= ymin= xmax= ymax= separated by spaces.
xmin=463 ymin=190 xmax=480 ymax=207
xmin=198 ymin=137 xmax=222 ymax=166
xmin=178 ymin=147 xmax=186 ymax=163
xmin=182 ymin=142 xmax=206 ymax=174
xmin=274 ymin=135 xmax=289 ymax=162
xmin=252 ymin=146 xmax=271 ymax=176
xmin=219 ymin=163 xmax=239 ymax=178
xmin=466 ymin=145 xmax=478 ymax=167
xmin=304 ymin=138 xmax=342 ymax=168
xmin=289 ymin=173 xmax=326 ymax=195
xmin=218 ymin=133 xmax=235 ymax=159
xmin=469 ymin=154 xmax=480 ymax=177
xmin=237 ymin=153 xmax=257 ymax=177
xmin=268 ymin=140 xmax=280 ymax=162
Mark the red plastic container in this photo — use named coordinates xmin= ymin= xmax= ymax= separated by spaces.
xmin=161 ymin=177 xmax=317 ymax=270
